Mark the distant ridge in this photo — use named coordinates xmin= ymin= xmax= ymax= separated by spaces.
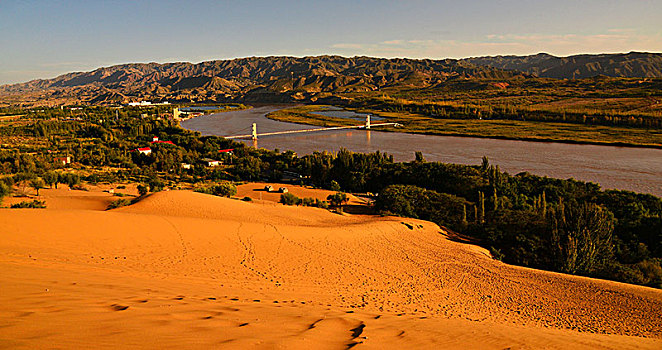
xmin=2 ymin=53 xmax=662 ymax=106
xmin=463 ymin=52 xmax=662 ymax=79
xmin=0 ymin=56 xmax=521 ymax=105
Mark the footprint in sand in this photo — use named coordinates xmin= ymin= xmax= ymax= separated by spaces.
xmin=110 ymin=304 xmax=129 ymax=311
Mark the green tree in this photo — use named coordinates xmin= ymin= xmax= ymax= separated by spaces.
xmin=549 ymin=203 xmax=615 ymax=274
xmin=414 ymin=151 xmax=426 ymax=163
xmin=327 ymin=192 xmax=348 ymax=208
xmin=329 ymin=180 xmax=341 ymax=192
xmin=212 ymin=182 xmax=237 ymax=197
xmin=478 ymin=191 xmax=485 ymax=223
xmin=280 ymin=192 xmax=301 ymax=206
xmin=43 ymin=171 xmax=59 ymax=189
xmin=148 ymin=178 xmax=164 ymax=192
xmin=30 ymin=177 xmax=46 ymax=196
xmin=60 ymin=173 xmax=80 ymax=189
xmin=137 ymin=184 xmax=148 ymax=196
xmin=0 ymin=182 xmax=10 ymax=203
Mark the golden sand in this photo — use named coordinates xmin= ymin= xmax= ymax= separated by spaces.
xmin=1 ymin=186 xmax=660 ymax=349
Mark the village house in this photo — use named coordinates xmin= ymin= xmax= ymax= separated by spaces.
xmin=54 ymin=156 xmax=71 ymax=165
xmin=202 ymin=158 xmax=221 ymax=167
xmin=150 ymin=136 xmax=175 ymax=145
xmin=136 ymin=147 xmax=152 ymax=155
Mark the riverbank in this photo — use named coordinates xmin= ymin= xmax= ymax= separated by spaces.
xmin=177 ymin=104 xmax=252 ymax=125
xmin=266 ymin=105 xmax=662 ymax=149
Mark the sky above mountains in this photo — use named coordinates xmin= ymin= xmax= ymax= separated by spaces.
xmin=1 ymin=0 xmax=661 ymax=85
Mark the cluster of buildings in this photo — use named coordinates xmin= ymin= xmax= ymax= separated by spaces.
xmin=127 ymin=101 xmax=171 ymax=107
xmin=132 ymin=137 xmax=234 ymax=170
xmin=133 ymin=137 xmax=175 ymax=155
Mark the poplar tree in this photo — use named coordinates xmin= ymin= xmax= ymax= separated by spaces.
xmin=493 ymin=187 xmax=498 ymax=212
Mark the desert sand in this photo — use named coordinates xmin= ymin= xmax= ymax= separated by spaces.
xmin=1 ymin=185 xmax=661 ymax=349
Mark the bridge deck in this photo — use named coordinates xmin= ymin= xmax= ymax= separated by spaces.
xmin=225 ymin=122 xmax=399 ymax=139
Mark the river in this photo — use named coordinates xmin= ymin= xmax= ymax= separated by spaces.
xmin=181 ymin=106 xmax=662 ymax=197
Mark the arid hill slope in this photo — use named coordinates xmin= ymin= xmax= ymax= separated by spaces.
xmin=0 ymin=56 xmax=520 ymax=105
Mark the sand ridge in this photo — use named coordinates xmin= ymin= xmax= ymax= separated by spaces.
xmin=1 ymin=189 xmax=661 ymax=349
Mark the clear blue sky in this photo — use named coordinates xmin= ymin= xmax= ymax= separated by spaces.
xmin=1 ymin=0 xmax=661 ymax=84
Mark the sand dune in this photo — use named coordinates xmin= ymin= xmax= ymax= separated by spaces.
xmin=235 ymin=182 xmax=367 ymax=206
xmin=1 ymin=189 xmax=661 ymax=349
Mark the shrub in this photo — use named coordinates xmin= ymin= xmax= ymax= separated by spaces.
xmin=212 ymin=182 xmax=237 ymax=197
xmin=194 ymin=182 xmax=237 ymax=198
xmin=137 ymin=184 xmax=148 ymax=196
xmin=329 ymin=180 xmax=341 ymax=191
xmin=242 ymin=196 xmax=253 ymax=202
xmin=280 ymin=192 xmax=301 ymax=205
xmin=194 ymin=187 xmax=212 ymax=194
xmin=148 ymin=178 xmax=164 ymax=192
xmin=327 ymin=192 xmax=348 ymax=207
xmin=107 ymin=198 xmax=131 ymax=210
xmin=60 ymin=173 xmax=80 ymax=188
xmin=635 ymin=259 xmax=662 ymax=287
xmin=11 ymin=200 xmax=46 ymax=208
xmin=0 ymin=182 xmax=10 ymax=202
xmin=299 ymin=197 xmax=329 ymax=208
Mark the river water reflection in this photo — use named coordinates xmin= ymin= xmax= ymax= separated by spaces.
xmin=182 ymin=106 xmax=662 ymax=197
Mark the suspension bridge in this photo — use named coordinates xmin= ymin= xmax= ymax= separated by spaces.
xmin=225 ymin=115 xmax=401 ymax=140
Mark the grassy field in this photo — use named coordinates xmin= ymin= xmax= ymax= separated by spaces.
xmin=266 ymin=105 xmax=662 ymax=148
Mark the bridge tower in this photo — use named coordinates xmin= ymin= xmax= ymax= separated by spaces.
xmin=365 ymin=115 xmax=371 ymax=129
xmin=251 ymin=123 xmax=258 ymax=140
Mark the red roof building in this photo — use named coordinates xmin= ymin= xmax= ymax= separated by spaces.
xmin=135 ymin=147 xmax=152 ymax=155
xmin=150 ymin=140 xmax=175 ymax=145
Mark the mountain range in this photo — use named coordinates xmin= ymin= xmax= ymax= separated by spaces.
xmin=1 ymin=52 xmax=661 ymax=106
xmin=465 ymin=52 xmax=662 ymax=79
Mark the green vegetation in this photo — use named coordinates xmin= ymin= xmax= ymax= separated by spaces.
xmin=107 ymin=198 xmax=132 ymax=210
xmin=279 ymin=192 xmax=329 ymax=208
xmin=11 ymin=200 xmax=46 ymax=208
xmin=0 ymin=181 xmax=10 ymax=202
xmin=327 ymin=192 xmax=348 ymax=207
xmin=194 ymin=182 xmax=237 ymax=198
xmin=279 ymin=192 xmax=301 ymax=205
xmin=30 ymin=177 xmax=46 ymax=195
xmin=267 ymin=104 xmax=662 ymax=148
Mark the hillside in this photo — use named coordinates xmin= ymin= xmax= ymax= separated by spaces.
xmin=0 ymin=188 xmax=661 ymax=348
xmin=464 ymin=52 xmax=662 ymax=79
xmin=0 ymin=56 xmax=522 ymax=106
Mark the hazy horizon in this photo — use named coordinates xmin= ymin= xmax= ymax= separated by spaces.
xmin=1 ymin=0 xmax=661 ymax=85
